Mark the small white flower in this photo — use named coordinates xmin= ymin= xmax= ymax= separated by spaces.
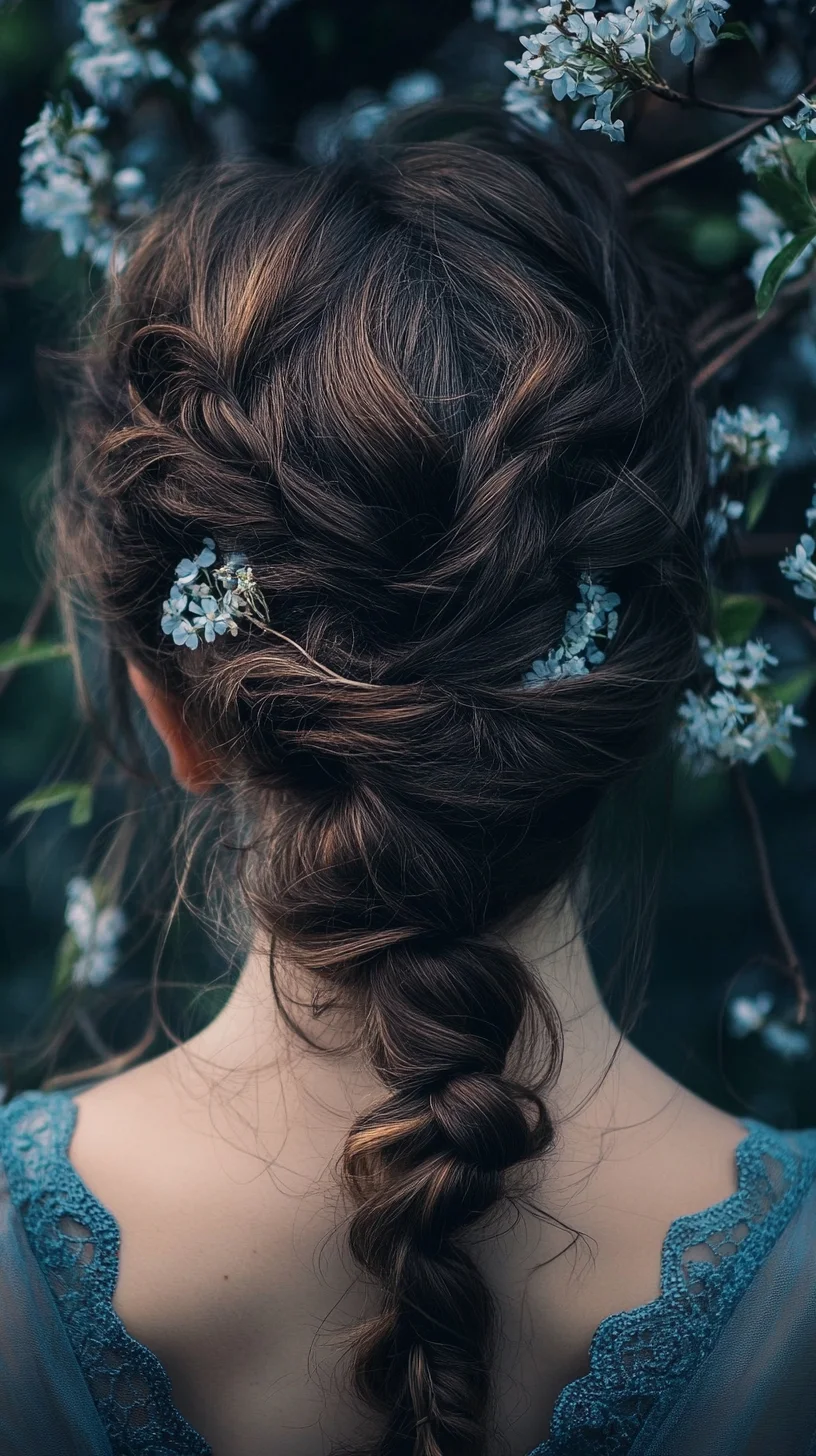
xmin=708 ymin=404 xmax=789 ymax=485
xmin=524 ymin=573 xmax=620 ymax=685
xmin=726 ymin=991 xmax=774 ymax=1038
xmin=760 ymin=1020 xmax=812 ymax=1060
xmin=782 ymin=94 xmax=816 ymax=141
xmin=65 ymin=876 xmax=125 ymax=988
xmin=704 ymin=494 xmax=744 ymax=552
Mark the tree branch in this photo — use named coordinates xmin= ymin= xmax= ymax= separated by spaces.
xmin=732 ymin=764 xmax=810 ymax=1023
xmin=692 ymin=273 xmax=814 ymax=390
xmin=628 ymin=76 xmax=816 ymax=199
xmin=694 ymin=273 xmax=816 ymax=356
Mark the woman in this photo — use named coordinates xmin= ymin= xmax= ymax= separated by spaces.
xmin=1 ymin=108 xmax=815 ymax=1456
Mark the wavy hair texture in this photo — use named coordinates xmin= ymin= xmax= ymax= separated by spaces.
xmin=55 ymin=109 xmax=708 ymax=1456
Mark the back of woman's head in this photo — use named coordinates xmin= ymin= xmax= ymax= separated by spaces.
xmin=56 ymin=110 xmax=707 ymax=1456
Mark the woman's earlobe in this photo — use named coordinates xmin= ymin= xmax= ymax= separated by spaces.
xmin=126 ymin=661 xmax=218 ymax=793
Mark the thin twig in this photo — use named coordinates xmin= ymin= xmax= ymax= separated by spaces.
xmin=692 ymin=274 xmax=814 ymax=390
xmin=628 ymin=75 xmax=816 ymax=198
xmin=734 ymin=531 xmax=798 ymax=559
xmin=0 ymin=580 xmax=56 ymax=702
xmin=732 ymin=764 xmax=810 ymax=1024
xmin=694 ymin=274 xmax=816 ymax=356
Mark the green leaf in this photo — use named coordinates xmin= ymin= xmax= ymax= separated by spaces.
xmin=767 ymin=746 xmax=794 ymax=784
xmin=9 ymin=781 xmax=93 ymax=822
xmin=767 ymin=664 xmax=816 ymax=706
xmin=744 ymin=473 xmax=773 ymax=530
xmin=69 ymin=784 xmax=94 ymax=826
xmin=784 ymin=138 xmax=816 ymax=198
xmin=52 ymin=930 xmax=79 ymax=997
xmin=755 ymin=167 xmax=815 ymax=233
xmin=717 ymin=20 xmax=759 ymax=50
xmin=756 ymin=227 xmax=816 ymax=316
xmin=0 ymin=638 xmax=69 ymax=670
xmin=713 ymin=592 xmax=765 ymax=645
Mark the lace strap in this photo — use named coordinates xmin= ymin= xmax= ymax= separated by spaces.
xmin=0 ymin=1090 xmax=210 ymax=1456
xmin=535 ymin=1119 xmax=816 ymax=1456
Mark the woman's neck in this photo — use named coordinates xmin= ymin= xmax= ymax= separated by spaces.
xmin=176 ymin=894 xmax=703 ymax=1182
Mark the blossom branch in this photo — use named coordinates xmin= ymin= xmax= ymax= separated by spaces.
xmin=732 ymin=764 xmax=810 ymax=1023
xmin=628 ymin=75 xmax=816 ymax=198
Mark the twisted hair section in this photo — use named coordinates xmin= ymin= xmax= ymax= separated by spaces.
xmin=56 ymin=111 xmax=707 ymax=1456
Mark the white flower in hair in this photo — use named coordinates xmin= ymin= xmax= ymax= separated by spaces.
xmin=524 ymin=573 xmax=621 ymax=685
xmin=160 ymin=538 xmax=267 ymax=649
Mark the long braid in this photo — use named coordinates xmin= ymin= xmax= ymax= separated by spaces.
xmin=58 ymin=109 xmax=708 ymax=1455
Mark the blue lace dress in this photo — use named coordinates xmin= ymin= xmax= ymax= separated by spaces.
xmin=2 ymin=1091 xmax=816 ymax=1456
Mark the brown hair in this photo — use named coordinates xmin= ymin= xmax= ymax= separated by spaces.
xmin=56 ymin=109 xmax=707 ymax=1456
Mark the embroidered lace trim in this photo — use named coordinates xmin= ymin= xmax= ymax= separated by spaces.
xmin=1 ymin=1091 xmax=815 ymax=1456
xmin=0 ymin=1090 xmax=210 ymax=1456
xmin=531 ymin=1118 xmax=816 ymax=1455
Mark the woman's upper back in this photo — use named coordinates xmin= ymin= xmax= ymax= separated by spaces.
xmin=4 ymin=1069 xmax=816 ymax=1456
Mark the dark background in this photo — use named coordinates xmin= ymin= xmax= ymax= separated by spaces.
xmin=1 ymin=0 xmax=815 ymax=1126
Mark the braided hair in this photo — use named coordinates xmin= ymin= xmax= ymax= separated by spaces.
xmin=56 ymin=109 xmax=707 ymax=1456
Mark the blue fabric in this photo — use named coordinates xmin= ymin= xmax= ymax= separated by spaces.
xmin=1 ymin=1090 xmax=816 ymax=1456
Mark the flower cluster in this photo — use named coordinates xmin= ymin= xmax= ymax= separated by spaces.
xmin=505 ymin=1 xmax=730 ymax=143
xmin=726 ymin=990 xmax=811 ymax=1061
xmin=783 ymin=94 xmax=816 ymax=142
xmin=779 ymin=486 xmax=816 ymax=617
xmin=65 ymin=876 xmax=126 ymax=988
xmin=708 ymin=404 xmax=789 ymax=485
xmin=676 ymin=635 xmax=805 ymax=772
xmin=18 ymin=0 xmax=298 ymax=269
xmin=739 ymin=125 xmax=786 ymax=177
xmin=19 ymin=98 xmax=149 ymax=268
xmin=161 ymin=538 xmax=267 ymax=650
xmin=524 ymin=574 xmax=620 ymax=684
xmin=70 ymin=2 xmax=182 ymax=107
xmin=704 ymin=494 xmax=744 ymax=553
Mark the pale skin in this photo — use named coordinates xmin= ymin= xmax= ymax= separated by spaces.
xmin=66 ymin=662 xmax=748 ymax=1456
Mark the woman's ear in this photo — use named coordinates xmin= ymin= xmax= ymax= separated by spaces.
xmin=126 ymin=661 xmax=218 ymax=793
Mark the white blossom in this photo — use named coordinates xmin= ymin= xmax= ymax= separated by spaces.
xmin=70 ymin=1 xmax=182 ymax=107
xmin=676 ymin=634 xmax=804 ymax=772
xmin=65 ymin=876 xmax=125 ymax=988
xmin=780 ymin=488 xmax=816 ymax=615
xmin=189 ymin=37 xmax=255 ymax=105
xmin=740 ymin=125 xmax=786 ymax=175
xmin=782 ymin=94 xmax=816 ymax=141
xmin=704 ymin=494 xmax=744 ymax=552
xmin=20 ymin=99 xmax=116 ymax=266
xmin=665 ymin=0 xmax=730 ymax=65
xmin=759 ymin=1020 xmax=811 ymax=1059
xmin=161 ymin=539 xmax=265 ymax=649
xmin=505 ymin=0 xmax=730 ymax=142
xmin=708 ymin=404 xmax=789 ymax=484
xmin=503 ymin=77 xmax=554 ymax=130
xmin=726 ymin=990 xmax=774 ymax=1037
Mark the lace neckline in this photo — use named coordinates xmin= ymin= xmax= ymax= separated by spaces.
xmin=1 ymin=1090 xmax=815 ymax=1456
